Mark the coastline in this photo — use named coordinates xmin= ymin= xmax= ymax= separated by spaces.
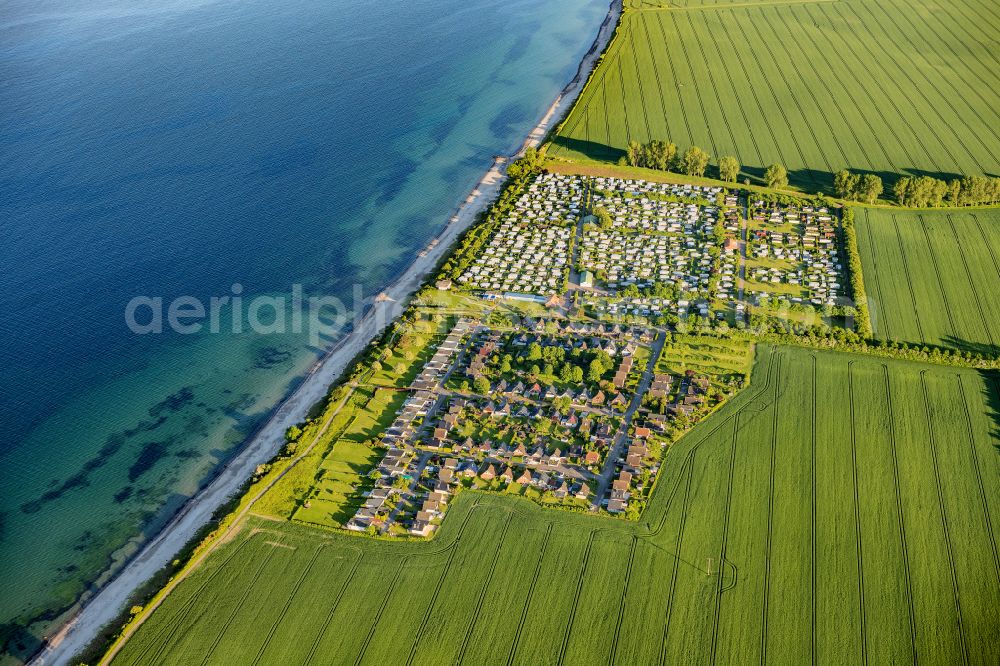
xmin=30 ymin=1 xmax=623 ymax=663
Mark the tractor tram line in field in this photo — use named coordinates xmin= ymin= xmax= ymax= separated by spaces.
xmin=658 ymin=458 xmax=694 ymax=666
xmin=452 ymin=513 xmax=513 ymax=665
xmin=744 ymin=11 xmax=834 ymax=174
xmin=945 ymin=214 xmax=995 ymax=348
xmin=889 ymin=214 xmax=926 ymax=343
xmin=846 ymin=361 xmax=869 ymax=666
xmin=708 ymin=411 xmax=742 ymax=666
xmin=757 ymin=354 xmax=781 ymax=666
xmin=918 ymin=370 xmax=970 ymax=666
xmin=877 ymin=0 xmax=1000 ymax=162
xmin=126 ymin=534 xmax=261 ymax=664
xmin=609 ymin=536 xmax=638 ymax=665
xmin=917 ymin=217 xmax=959 ymax=339
xmin=302 ymin=550 xmax=364 ymax=666
xmin=881 ymin=364 xmax=919 ymax=664
xmin=839 ymin=4 xmax=963 ymax=172
xmin=956 ymin=374 xmax=1000 ymax=588
xmin=504 ymin=524 xmax=554 ymax=666
xmin=555 ymin=530 xmax=599 ymax=665
xmin=197 ymin=544 xmax=283 ymax=666
xmin=249 ymin=545 xmax=326 ymax=666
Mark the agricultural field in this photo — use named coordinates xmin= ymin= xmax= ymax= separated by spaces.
xmin=110 ymin=345 xmax=1000 ymax=665
xmin=856 ymin=207 xmax=1000 ymax=355
xmin=550 ymin=0 xmax=1000 ymax=189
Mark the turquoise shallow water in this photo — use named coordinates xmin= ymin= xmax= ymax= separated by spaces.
xmin=0 ymin=0 xmax=607 ymax=655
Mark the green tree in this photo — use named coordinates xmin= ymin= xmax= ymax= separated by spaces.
xmin=718 ymin=155 xmax=740 ymax=182
xmin=765 ymin=163 xmax=788 ymax=189
xmin=472 ymin=375 xmax=491 ymax=395
xmin=592 ymin=206 xmax=613 ymax=229
xmin=893 ymin=176 xmax=912 ymax=205
xmin=626 ymin=140 xmax=644 ymax=167
xmin=681 ymin=146 xmax=710 ymax=177
xmin=859 ymin=174 xmax=883 ymax=204
xmin=833 ymin=169 xmax=860 ymax=199
xmin=587 ymin=358 xmax=605 ymax=383
xmin=647 ymin=139 xmax=677 ymax=171
xmin=571 ymin=366 xmax=585 ymax=383
xmin=527 ymin=342 xmax=543 ymax=361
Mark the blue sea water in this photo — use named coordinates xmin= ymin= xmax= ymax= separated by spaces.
xmin=0 ymin=0 xmax=607 ymax=654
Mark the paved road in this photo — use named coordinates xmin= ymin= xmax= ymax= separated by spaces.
xmin=593 ymin=329 xmax=666 ymax=505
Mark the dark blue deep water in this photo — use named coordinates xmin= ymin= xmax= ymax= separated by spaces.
xmin=0 ymin=0 xmax=607 ymax=653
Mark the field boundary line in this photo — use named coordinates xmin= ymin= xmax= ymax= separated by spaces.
xmin=919 ymin=370 xmax=970 ymax=665
xmin=302 ymin=550 xmax=364 ymax=665
xmin=758 ymin=353 xmax=781 ymax=666
xmin=709 ymin=411 xmax=742 ymax=666
xmin=197 ymin=543 xmax=282 ymax=665
xmin=556 ymin=530 xmax=599 ymax=665
xmin=454 ymin=513 xmax=514 ymax=665
xmin=609 ymin=536 xmax=638 ymax=666
xmin=250 ymin=544 xmax=326 ymax=666
xmin=881 ymin=364 xmax=919 ymax=663
xmin=505 ymin=523 xmax=554 ymax=666
xmin=847 ymin=361 xmax=869 ymax=666
xmin=658 ymin=454 xmax=695 ymax=665
xmin=956 ymin=374 xmax=1000 ymax=587
xmin=648 ymin=347 xmax=777 ymax=539
xmin=403 ymin=513 xmax=492 ymax=665
xmin=946 ymin=214 xmax=995 ymax=348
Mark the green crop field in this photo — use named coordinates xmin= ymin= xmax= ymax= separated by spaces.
xmin=110 ymin=345 xmax=1000 ymax=665
xmin=550 ymin=0 xmax=1000 ymax=188
xmin=856 ymin=207 xmax=1000 ymax=354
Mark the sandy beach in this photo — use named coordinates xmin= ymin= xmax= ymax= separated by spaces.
xmin=31 ymin=2 xmax=621 ymax=663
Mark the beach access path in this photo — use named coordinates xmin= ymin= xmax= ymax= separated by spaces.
xmin=31 ymin=1 xmax=623 ymax=664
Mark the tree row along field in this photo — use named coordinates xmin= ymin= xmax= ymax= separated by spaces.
xmin=856 ymin=207 xmax=1000 ymax=354
xmin=549 ymin=0 xmax=1000 ymax=189
xmin=110 ymin=345 xmax=1000 ymax=665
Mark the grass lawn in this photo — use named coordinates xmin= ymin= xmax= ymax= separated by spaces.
xmin=110 ymin=344 xmax=1000 ymax=665
xmin=855 ymin=206 xmax=1000 ymax=355
xmin=549 ymin=0 xmax=1000 ymax=190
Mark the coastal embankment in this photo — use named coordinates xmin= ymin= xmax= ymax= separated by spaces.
xmin=30 ymin=1 xmax=622 ymax=663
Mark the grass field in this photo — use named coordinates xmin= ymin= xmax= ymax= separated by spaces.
xmin=110 ymin=345 xmax=1000 ymax=664
xmin=856 ymin=207 xmax=1000 ymax=354
xmin=550 ymin=0 xmax=1000 ymax=189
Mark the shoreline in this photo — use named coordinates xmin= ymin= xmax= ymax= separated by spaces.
xmin=30 ymin=1 xmax=622 ymax=663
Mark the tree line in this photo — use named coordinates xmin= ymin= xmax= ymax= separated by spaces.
xmin=622 ymin=139 xmax=793 ymax=189
xmin=834 ymin=169 xmax=1000 ymax=207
